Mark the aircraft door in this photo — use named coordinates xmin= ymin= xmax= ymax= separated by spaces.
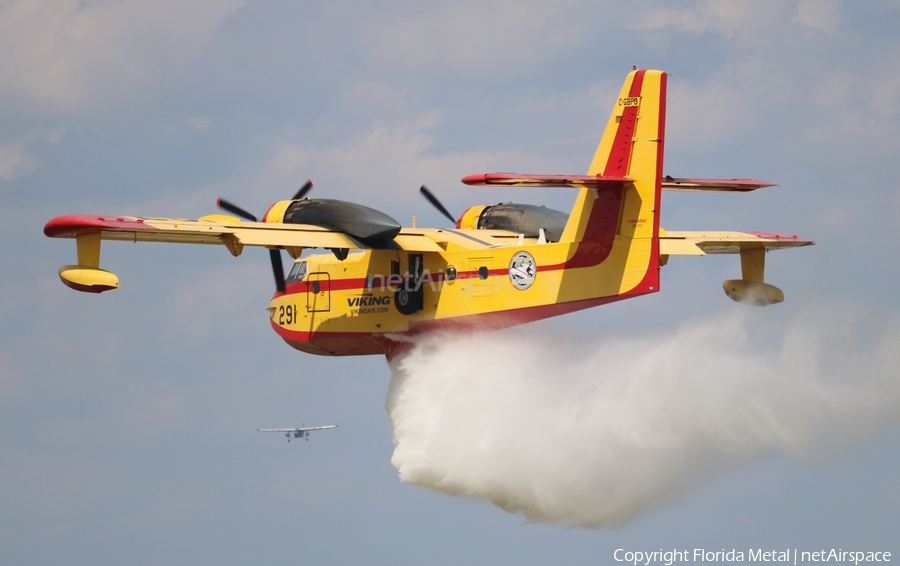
xmin=306 ymin=272 xmax=331 ymax=312
xmin=395 ymin=254 xmax=424 ymax=315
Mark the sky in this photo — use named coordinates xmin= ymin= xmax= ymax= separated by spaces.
xmin=2 ymin=0 xmax=899 ymax=564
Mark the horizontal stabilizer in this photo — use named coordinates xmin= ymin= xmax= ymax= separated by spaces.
xmin=661 ymin=176 xmax=776 ymax=192
xmin=659 ymin=238 xmax=704 ymax=256
xmin=462 ymin=173 xmax=774 ymax=192
xmin=461 ymin=173 xmax=630 ymax=188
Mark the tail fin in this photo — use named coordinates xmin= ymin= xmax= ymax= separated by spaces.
xmin=562 ymin=69 xmax=666 ymax=242
xmin=559 ymin=69 xmax=666 ymax=294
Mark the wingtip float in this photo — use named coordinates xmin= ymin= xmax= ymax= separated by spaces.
xmin=45 ymin=69 xmax=813 ymax=356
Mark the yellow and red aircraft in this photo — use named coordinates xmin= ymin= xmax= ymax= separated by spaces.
xmin=44 ymin=69 xmax=812 ymax=358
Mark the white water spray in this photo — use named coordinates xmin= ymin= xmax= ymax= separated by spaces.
xmin=386 ymin=306 xmax=900 ymax=528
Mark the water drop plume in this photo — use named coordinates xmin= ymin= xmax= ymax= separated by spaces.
xmin=386 ymin=306 xmax=900 ymax=527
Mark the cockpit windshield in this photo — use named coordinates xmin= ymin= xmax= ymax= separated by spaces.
xmin=286 ymin=261 xmax=307 ymax=283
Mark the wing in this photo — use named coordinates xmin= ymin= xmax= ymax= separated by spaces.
xmin=660 ymin=230 xmax=815 ymax=255
xmin=44 ymin=214 xmax=442 ymax=254
xmin=660 ymin=230 xmax=814 ymax=306
xmin=257 ymin=426 xmax=337 ymax=432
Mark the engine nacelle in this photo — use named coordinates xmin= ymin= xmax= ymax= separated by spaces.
xmin=263 ymin=199 xmax=402 ymax=240
xmin=456 ymin=203 xmax=568 ymax=242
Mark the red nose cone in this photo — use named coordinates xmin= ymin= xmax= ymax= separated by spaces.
xmin=455 ymin=207 xmax=472 ymax=229
xmin=262 ymin=203 xmax=278 ymax=223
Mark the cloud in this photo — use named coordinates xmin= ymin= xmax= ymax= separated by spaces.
xmin=803 ymin=67 xmax=900 ymax=155
xmin=0 ymin=127 xmax=71 ymax=181
xmin=167 ymin=261 xmax=270 ymax=340
xmin=0 ymin=145 xmax=38 ymax=180
xmin=361 ymin=0 xmax=598 ymax=76
xmin=631 ymin=0 xmax=843 ymax=44
xmin=261 ymin=114 xmax=555 ymax=210
xmin=630 ymin=0 xmax=773 ymax=37
xmin=666 ymin=79 xmax=749 ymax=149
xmin=2 ymin=448 xmax=135 ymax=521
xmin=0 ymin=0 xmax=246 ymax=115
xmin=626 ymin=2 xmax=897 ymax=158
xmin=793 ymin=0 xmax=841 ymax=33
xmin=185 ymin=116 xmax=211 ymax=131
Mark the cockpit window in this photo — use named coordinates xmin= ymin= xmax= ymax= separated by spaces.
xmin=286 ymin=261 xmax=307 ymax=282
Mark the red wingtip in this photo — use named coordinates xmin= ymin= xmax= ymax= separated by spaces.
xmin=44 ymin=214 xmax=152 ymax=238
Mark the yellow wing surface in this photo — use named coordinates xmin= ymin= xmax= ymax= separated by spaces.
xmin=660 ymin=230 xmax=814 ymax=255
xmin=44 ymin=214 xmax=444 ymax=253
xmin=659 ymin=229 xmax=814 ymax=306
xmin=43 ymin=213 xmax=445 ymax=293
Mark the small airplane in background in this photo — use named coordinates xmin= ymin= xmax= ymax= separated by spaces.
xmin=44 ymin=68 xmax=813 ymax=359
xmin=258 ymin=425 xmax=338 ymax=442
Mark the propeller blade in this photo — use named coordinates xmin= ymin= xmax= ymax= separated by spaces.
xmin=218 ymin=197 xmax=288 ymax=293
xmin=217 ymin=198 xmax=258 ymax=222
xmin=270 ymin=249 xmax=286 ymax=294
xmin=419 ymin=185 xmax=456 ymax=224
xmin=292 ymin=180 xmax=313 ymax=201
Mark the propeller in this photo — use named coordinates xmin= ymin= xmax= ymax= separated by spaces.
xmin=216 ymin=180 xmax=315 ymax=294
xmin=419 ymin=185 xmax=456 ymax=224
xmin=216 ymin=198 xmax=257 ymax=222
xmin=267 ymin=249 xmax=285 ymax=294
xmin=292 ymin=180 xmax=313 ymax=201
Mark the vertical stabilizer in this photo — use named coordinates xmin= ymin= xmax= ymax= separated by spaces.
xmin=560 ymin=69 xmax=666 ymax=295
